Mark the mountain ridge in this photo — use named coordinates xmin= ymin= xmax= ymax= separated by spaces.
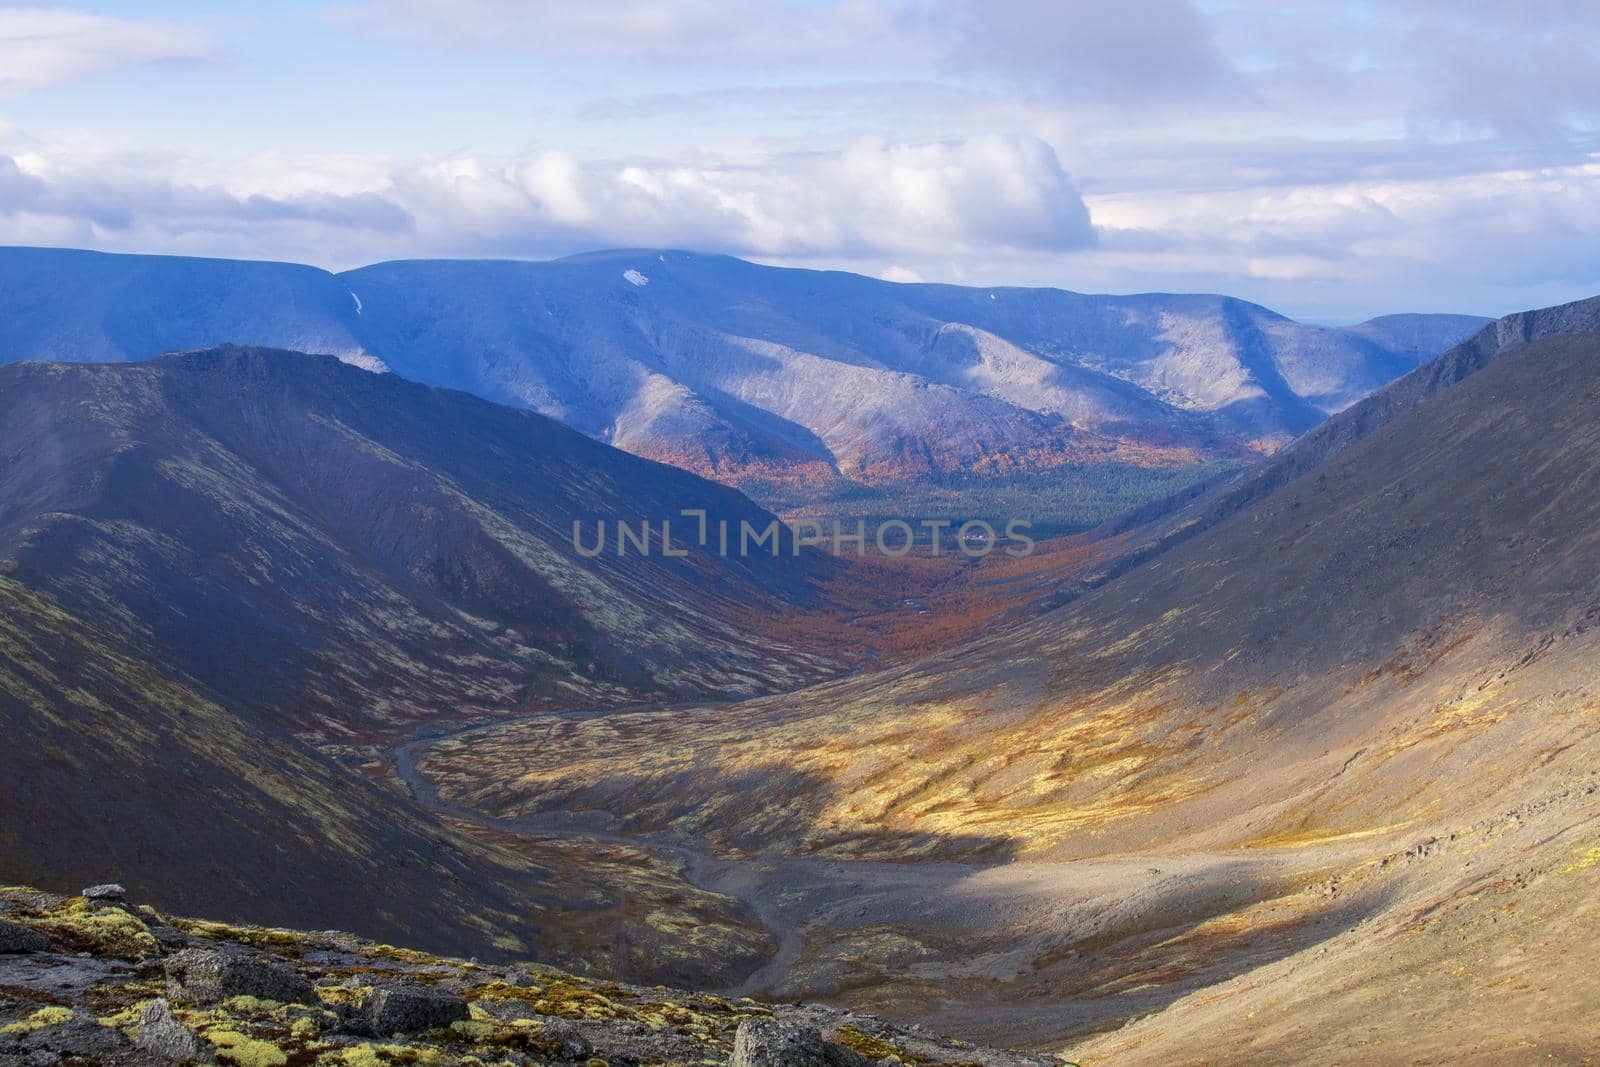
xmin=0 ymin=245 xmax=1487 ymax=507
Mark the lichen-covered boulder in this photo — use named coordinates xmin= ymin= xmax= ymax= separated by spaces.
xmin=164 ymin=947 xmax=316 ymax=1006
xmin=137 ymin=997 xmax=213 ymax=1064
xmin=731 ymin=1019 xmax=832 ymax=1067
xmin=729 ymin=1019 xmax=875 ymax=1067
xmin=353 ymin=983 xmax=469 ymax=1036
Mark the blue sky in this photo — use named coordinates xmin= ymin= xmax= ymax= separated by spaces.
xmin=2 ymin=1 xmax=1599 ymax=321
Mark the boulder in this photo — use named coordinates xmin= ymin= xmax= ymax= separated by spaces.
xmin=729 ymin=1020 xmax=873 ymax=1067
xmin=136 ymin=998 xmax=212 ymax=1064
xmin=730 ymin=1019 xmax=831 ymax=1067
xmin=0 ymin=920 xmax=50 ymax=955
xmin=7 ymin=1011 xmax=128 ymax=1059
xmin=353 ymin=983 xmax=469 ymax=1036
xmin=80 ymin=885 xmax=126 ymax=904
xmin=164 ymin=948 xmax=316 ymax=1006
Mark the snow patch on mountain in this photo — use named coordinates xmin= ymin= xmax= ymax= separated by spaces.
xmin=336 ymin=350 xmax=388 ymax=374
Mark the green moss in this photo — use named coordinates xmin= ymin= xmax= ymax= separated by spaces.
xmin=316 ymin=984 xmax=373 ymax=1008
xmin=0 ymin=1006 xmax=76 ymax=1034
xmin=369 ymin=944 xmax=438 ymax=966
xmin=325 ymin=1044 xmax=449 ymax=1066
xmin=204 ymin=1028 xmax=289 ymax=1067
xmin=328 ymin=1047 xmax=384 ymax=1067
xmin=180 ymin=919 xmax=308 ymax=950
xmin=96 ymin=1002 xmax=147 ymax=1035
xmin=464 ymin=980 xmax=544 ymax=1001
xmin=448 ymin=1020 xmax=499 ymax=1042
xmin=219 ymin=996 xmax=288 ymax=1017
xmin=34 ymin=898 xmax=159 ymax=959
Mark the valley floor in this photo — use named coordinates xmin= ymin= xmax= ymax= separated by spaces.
xmin=386 ymin=705 xmax=1600 ymax=1065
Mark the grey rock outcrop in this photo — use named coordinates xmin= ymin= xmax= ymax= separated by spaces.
xmin=164 ymin=947 xmax=316 ymax=1006
xmin=352 ymin=983 xmax=469 ymax=1036
xmin=538 ymin=1018 xmax=592 ymax=1060
xmin=2 ymin=1010 xmax=128 ymax=1060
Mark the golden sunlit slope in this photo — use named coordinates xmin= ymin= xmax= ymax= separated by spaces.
xmin=1066 ymin=768 xmax=1600 ymax=1063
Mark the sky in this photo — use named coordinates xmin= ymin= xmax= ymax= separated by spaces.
xmin=1 ymin=1 xmax=1598 ymax=321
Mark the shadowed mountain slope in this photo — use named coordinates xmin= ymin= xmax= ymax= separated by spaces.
xmin=0 ymin=346 xmax=837 ymax=747
xmin=0 ymin=572 xmax=559 ymax=959
xmin=0 ymin=246 xmax=1485 ymax=498
xmin=0 ymin=345 xmax=867 ymax=972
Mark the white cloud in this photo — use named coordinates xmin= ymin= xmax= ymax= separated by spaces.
xmin=6 ymin=122 xmax=1600 ymax=319
xmin=928 ymin=0 xmax=1228 ymax=101
xmin=0 ymin=133 xmax=1093 ymax=266
xmin=396 ymin=134 xmax=1094 ymax=258
xmin=0 ymin=7 xmax=214 ymax=97
xmin=1053 ymin=157 xmax=1600 ymax=317
xmin=346 ymin=0 xmax=1600 ymax=137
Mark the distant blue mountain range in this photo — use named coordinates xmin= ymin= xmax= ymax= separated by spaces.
xmin=0 ymin=246 xmax=1487 ymax=491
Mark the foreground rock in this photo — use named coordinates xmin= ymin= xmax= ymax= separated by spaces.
xmin=136 ymin=998 xmax=212 ymax=1063
xmin=351 ymin=982 xmax=470 ymax=1036
xmin=0 ymin=884 xmax=1060 ymax=1067
xmin=731 ymin=1018 xmax=867 ymax=1067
